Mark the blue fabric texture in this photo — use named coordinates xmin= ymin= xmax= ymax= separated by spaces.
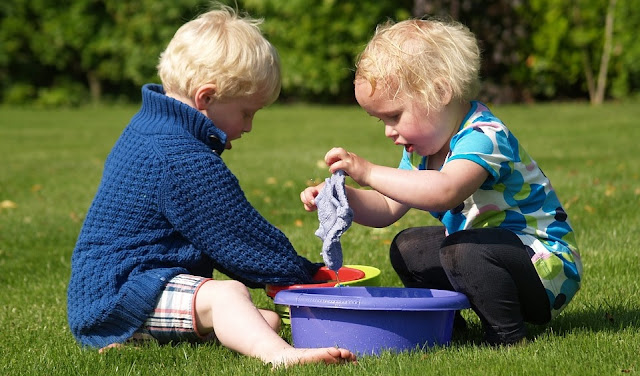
xmin=67 ymin=84 xmax=320 ymax=348
xmin=314 ymin=170 xmax=353 ymax=272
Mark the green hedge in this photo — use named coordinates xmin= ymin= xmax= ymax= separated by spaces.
xmin=1 ymin=0 xmax=638 ymax=105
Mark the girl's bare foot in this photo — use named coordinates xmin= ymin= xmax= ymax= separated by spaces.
xmin=271 ymin=347 xmax=357 ymax=368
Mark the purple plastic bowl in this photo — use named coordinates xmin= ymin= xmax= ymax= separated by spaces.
xmin=274 ymin=286 xmax=470 ymax=356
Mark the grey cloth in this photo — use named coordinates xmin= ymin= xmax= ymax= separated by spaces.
xmin=315 ymin=170 xmax=353 ymax=273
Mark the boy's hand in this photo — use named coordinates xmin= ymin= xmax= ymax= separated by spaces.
xmin=325 ymin=147 xmax=372 ymax=187
xmin=300 ymin=183 xmax=324 ymax=212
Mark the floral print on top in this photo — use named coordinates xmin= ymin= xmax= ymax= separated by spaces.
xmin=398 ymin=101 xmax=582 ymax=318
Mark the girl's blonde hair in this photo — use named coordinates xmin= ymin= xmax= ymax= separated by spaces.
xmin=355 ymin=18 xmax=480 ymax=112
xmin=157 ymin=4 xmax=281 ymax=104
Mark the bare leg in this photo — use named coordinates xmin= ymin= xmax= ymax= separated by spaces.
xmin=195 ymin=280 xmax=356 ymax=367
xmin=258 ymin=308 xmax=281 ymax=332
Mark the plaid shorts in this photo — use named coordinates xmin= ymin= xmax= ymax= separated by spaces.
xmin=131 ymin=274 xmax=215 ymax=344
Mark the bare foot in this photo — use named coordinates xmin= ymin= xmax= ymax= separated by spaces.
xmin=98 ymin=343 xmax=124 ymax=354
xmin=271 ymin=347 xmax=357 ymax=368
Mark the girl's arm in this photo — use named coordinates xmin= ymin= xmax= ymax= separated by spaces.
xmin=300 ymin=180 xmax=409 ymax=228
xmin=363 ymin=158 xmax=488 ymax=212
xmin=343 ymin=186 xmax=409 ymax=228
xmin=324 ymin=147 xmax=489 ymax=213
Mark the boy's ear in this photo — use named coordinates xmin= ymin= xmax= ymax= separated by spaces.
xmin=194 ymin=84 xmax=217 ymax=110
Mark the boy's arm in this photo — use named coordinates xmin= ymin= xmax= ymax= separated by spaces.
xmin=162 ymin=151 xmax=319 ymax=287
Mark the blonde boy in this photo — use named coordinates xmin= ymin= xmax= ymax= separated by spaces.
xmin=68 ymin=4 xmax=356 ymax=366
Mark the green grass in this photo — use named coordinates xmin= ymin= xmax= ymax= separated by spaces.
xmin=1 ymin=101 xmax=639 ymax=375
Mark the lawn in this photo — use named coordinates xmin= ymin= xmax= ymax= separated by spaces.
xmin=0 ymin=101 xmax=639 ymax=375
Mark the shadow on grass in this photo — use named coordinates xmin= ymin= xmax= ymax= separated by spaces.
xmin=449 ymin=301 xmax=640 ymax=347
xmin=545 ymin=303 xmax=640 ymax=334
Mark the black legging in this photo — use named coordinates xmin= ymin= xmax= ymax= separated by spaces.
xmin=389 ymin=226 xmax=551 ymax=345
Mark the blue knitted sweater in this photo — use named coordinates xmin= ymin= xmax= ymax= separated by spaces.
xmin=67 ymin=84 xmax=320 ymax=348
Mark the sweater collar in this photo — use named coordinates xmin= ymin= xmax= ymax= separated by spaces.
xmin=139 ymin=84 xmax=227 ymax=155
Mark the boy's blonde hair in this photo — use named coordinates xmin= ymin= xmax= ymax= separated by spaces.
xmin=157 ymin=4 xmax=281 ymax=104
xmin=355 ymin=18 xmax=480 ymax=112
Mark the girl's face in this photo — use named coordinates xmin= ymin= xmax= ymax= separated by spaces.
xmin=354 ymin=79 xmax=455 ymax=157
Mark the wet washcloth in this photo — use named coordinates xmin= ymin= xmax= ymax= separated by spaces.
xmin=315 ymin=170 xmax=353 ymax=273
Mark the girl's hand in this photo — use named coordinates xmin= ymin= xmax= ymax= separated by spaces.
xmin=300 ymin=183 xmax=324 ymax=212
xmin=325 ymin=147 xmax=372 ymax=187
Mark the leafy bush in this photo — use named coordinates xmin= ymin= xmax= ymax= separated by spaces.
xmin=3 ymin=84 xmax=36 ymax=105
xmin=1 ymin=0 xmax=639 ymax=105
xmin=35 ymin=84 xmax=86 ymax=108
xmin=242 ymin=0 xmax=412 ymax=102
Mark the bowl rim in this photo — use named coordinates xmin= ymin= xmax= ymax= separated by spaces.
xmin=274 ymin=286 xmax=470 ymax=311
